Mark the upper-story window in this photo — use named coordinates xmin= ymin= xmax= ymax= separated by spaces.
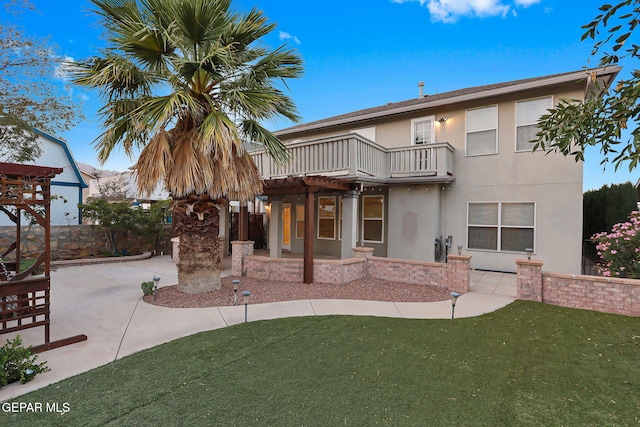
xmin=466 ymin=105 xmax=497 ymax=156
xmin=516 ymin=96 xmax=553 ymax=152
xmin=411 ymin=116 xmax=435 ymax=145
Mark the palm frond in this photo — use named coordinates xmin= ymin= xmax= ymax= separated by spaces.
xmin=241 ymin=120 xmax=290 ymax=165
xmin=81 ymin=0 xmax=302 ymax=200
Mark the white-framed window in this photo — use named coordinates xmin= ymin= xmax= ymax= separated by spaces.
xmin=466 ymin=105 xmax=498 ymax=156
xmin=516 ymin=96 xmax=553 ymax=152
xmin=411 ymin=116 xmax=435 ymax=145
xmin=295 ymin=203 xmax=305 ymax=239
xmin=362 ymin=195 xmax=384 ymax=243
xmin=467 ymin=202 xmax=535 ymax=252
xmin=318 ymin=196 xmax=336 ymax=240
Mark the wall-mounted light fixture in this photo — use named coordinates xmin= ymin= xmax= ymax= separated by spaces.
xmin=439 ymin=117 xmax=448 ymax=123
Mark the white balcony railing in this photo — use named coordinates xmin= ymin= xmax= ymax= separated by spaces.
xmin=250 ymin=134 xmax=454 ymax=181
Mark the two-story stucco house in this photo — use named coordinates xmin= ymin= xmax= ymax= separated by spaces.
xmin=251 ymin=67 xmax=620 ymax=274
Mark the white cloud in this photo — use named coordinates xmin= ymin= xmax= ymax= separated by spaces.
xmin=515 ymin=0 xmax=540 ymax=6
xmin=279 ymin=31 xmax=301 ymax=45
xmin=393 ymin=0 xmax=542 ymax=23
xmin=54 ymin=56 xmax=75 ymax=82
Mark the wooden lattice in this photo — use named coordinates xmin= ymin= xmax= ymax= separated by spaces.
xmin=0 ymin=162 xmax=86 ymax=352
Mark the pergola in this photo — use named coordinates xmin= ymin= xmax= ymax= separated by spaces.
xmin=0 ymin=162 xmax=86 ymax=352
xmin=261 ymin=176 xmax=358 ymax=283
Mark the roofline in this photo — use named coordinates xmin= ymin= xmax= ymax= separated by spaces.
xmin=275 ymin=66 xmax=622 ymax=137
xmin=34 ymin=129 xmax=89 ymax=189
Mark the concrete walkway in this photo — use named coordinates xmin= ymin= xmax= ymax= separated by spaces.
xmin=0 ymin=256 xmax=516 ymax=401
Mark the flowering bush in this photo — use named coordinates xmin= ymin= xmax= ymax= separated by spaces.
xmin=592 ymin=210 xmax=640 ymax=279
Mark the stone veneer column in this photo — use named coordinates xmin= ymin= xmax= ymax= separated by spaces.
xmin=232 ymin=240 xmax=254 ymax=276
xmin=447 ymin=255 xmax=471 ymax=293
xmin=516 ymin=259 xmax=544 ymax=302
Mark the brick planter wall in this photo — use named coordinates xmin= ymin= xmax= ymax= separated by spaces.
xmin=235 ymin=246 xmax=471 ymax=291
xmin=517 ymin=259 xmax=640 ymax=317
xmin=367 ymin=257 xmax=447 ymax=288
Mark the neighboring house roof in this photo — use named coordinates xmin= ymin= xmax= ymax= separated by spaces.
xmin=276 ymin=66 xmax=621 ymax=137
xmin=34 ymin=129 xmax=88 ymax=189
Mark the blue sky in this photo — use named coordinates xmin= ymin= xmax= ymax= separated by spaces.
xmin=6 ymin=0 xmax=639 ymax=190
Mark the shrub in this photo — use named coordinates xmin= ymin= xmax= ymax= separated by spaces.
xmin=141 ymin=281 xmax=154 ymax=296
xmin=0 ymin=335 xmax=50 ymax=387
xmin=592 ymin=210 xmax=640 ymax=278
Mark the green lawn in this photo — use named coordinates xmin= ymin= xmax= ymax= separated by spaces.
xmin=2 ymin=301 xmax=639 ymax=426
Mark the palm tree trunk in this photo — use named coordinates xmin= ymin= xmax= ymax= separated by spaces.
xmin=173 ymin=194 xmax=221 ymax=294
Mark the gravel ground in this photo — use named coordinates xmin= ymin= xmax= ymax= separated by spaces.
xmin=144 ymin=275 xmax=451 ymax=308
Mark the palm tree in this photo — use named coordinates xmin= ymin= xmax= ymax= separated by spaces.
xmin=73 ymin=0 xmax=302 ymax=293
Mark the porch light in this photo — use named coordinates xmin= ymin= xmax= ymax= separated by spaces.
xmin=450 ymin=292 xmax=460 ymax=319
xmin=526 ymin=248 xmax=533 ymax=260
xmin=457 ymin=244 xmax=463 ymax=255
xmin=439 ymin=117 xmax=448 ymax=123
xmin=152 ymin=275 xmax=161 ymax=301
xmin=242 ymin=290 xmax=251 ymax=323
xmin=232 ymin=279 xmax=240 ymax=305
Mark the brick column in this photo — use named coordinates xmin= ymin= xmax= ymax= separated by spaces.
xmin=516 ymin=259 xmax=543 ymax=302
xmin=232 ymin=240 xmax=254 ymax=276
xmin=447 ymin=255 xmax=471 ymax=293
xmin=352 ymin=247 xmax=374 ymax=277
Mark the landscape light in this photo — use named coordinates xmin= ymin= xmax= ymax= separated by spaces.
xmin=232 ymin=279 xmax=240 ymax=305
xmin=152 ymin=275 xmax=161 ymax=301
xmin=242 ymin=290 xmax=251 ymax=323
xmin=450 ymin=292 xmax=460 ymax=319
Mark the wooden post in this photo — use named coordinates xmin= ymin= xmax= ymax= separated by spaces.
xmin=303 ymin=189 xmax=315 ymax=283
xmin=239 ymin=203 xmax=249 ymax=241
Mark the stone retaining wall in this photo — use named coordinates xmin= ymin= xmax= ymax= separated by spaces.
xmin=517 ymin=259 xmax=640 ymax=317
xmin=0 ymin=225 xmax=172 ymax=261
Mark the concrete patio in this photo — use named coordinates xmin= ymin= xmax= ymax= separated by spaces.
xmin=0 ymin=255 xmax=516 ymax=401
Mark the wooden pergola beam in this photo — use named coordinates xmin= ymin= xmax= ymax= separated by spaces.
xmin=260 ymin=176 xmax=357 ymax=284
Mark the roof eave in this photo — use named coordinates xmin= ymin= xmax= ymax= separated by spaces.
xmin=275 ymin=66 xmax=622 ymax=138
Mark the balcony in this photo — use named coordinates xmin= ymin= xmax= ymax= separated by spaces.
xmin=250 ymin=134 xmax=454 ymax=182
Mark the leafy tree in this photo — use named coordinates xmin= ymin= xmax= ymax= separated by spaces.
xmin=0 ymin=0 xmax=80 ymax=162
xmin=534 ymin=0 xmax=640 ymax=170
xmin=583 ymin=181 xmax=638 ymax=240
xmin=72 ymin=0 xmax=302 ymax=293
xmin=80 ymin=198 xmax=170 ymax=256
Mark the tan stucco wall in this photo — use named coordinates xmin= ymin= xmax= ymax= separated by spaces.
xmin=275 ymin=81 xmax=585 ymax=274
